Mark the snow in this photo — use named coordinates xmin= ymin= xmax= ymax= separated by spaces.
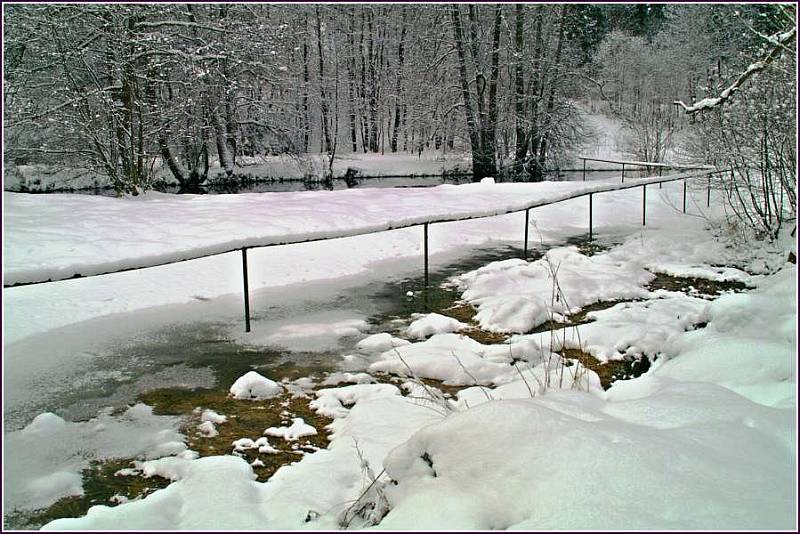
xmin=355 ymin=333 xmax=411 ymax=354
xmin=232 ymin=438 xmax=258 ymax=452
xmin=4 ymin=161 xmax=796 ymax=530
xmin=511 ymin=294 xmax=710 ymax=362
xmin=406 ymin=312 xmax=468 ymax=339
xmin=200 ymin=409 xmax=227 ymax=424
xmin=651 ymin=266 xmax=797 ymax=407
xmin=229 ymin=311 xmax=368 ymax=352
xmin=41 ymin=456 xmax=268 ymax=531
xmin=320 ymin=372 xmax=376 ymax=387
xmin=309 ymin=384 xmax=401 ymax=419
xmin=263 ymin=418 xmax=318 ymax=441
xmin=3 ymin=404 xmax=186 ymax=513
xmin=33 ymin=255 xmax=796 ymax=530
xmin=254 ymin=437 xmax=281 ymax=455
xmin=453 ymin=246 xmax=653 ymax=333
xmin=229 ymin=371 xmax=283 ymax=400
xmin=44 ymin=395 xmax=442 ymax=530
xmin=368 ymin=334 xmax=520 ymax=387
xmin=5 ymin=175 xmax=730 ymax=349
xmin=197 ymin=421 xmax=218 ymax=438
xmin=379 ymin=388 xmax=794 ymax=530
xmin=3 ymin=173 xmax=710 ymax=286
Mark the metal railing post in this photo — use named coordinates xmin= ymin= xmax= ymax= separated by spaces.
xmin=707 ymin=173 xmax=711 ymax=207
xmin=241 ymin=247 xmax=251 ymax=333
xmin=523 ymin=209 xmax=530 ymax=259
xmin=582 ymin=159 xmax=586 ymax=181
xmin=642 ymin=184 xmax=646 ymax=226
xmin=423 ymin=223 xmax=429 ymax=287
xmin=588 ymin=193 xmax=593 ymax=241
xmin=621 ymin=163 xmax=625 ymax=183
xmin=683 ymin=179 xmax=687 ymax=213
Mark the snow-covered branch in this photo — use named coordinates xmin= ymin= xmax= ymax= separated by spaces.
xmin=674 ymin=26 xmax=796 ymax=114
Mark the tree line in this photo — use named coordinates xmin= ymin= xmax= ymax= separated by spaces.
xmin=3 ymin=4 xmax=675 ymax=192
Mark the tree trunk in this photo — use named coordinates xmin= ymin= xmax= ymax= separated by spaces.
xmin=315 ymin=6 xmax=332 ymax=153
xmin=486 ymin=5 xmax=502 ymax=174
xmin=513 ymin=4 xmax=528 ymax=174
xmin=213 ymin=105 xmax=234 ymax=176
xmin=302 ymin=13 xmax=310 ymax=152
xmin=451 ymin=6 xmax=492 ymax=181
xmin=159 ymin=135 xmax=188 ymax=185
xmin=366 ymin=9 xmax=379 ymax=152
xmin=535 ymin=6 xmax=567 ymax=178
xmin=390 ymin=7 xmax=407 ymax=153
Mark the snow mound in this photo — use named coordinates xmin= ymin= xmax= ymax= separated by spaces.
xmin=654 ymin=266 xmax=797 ymax=406
xmin=406 ymin=313 xmax=468 ymax=339
xmin=454 ymin=247 xmax=653 ymax=333
xmin=197 ymin=421 xmax=218 ymax=438
xmin=309 ymin=384 xmax=401 ymax=419
xmin=510 ymin=295 xmax=710 ymax=362
xmin=380 ymin=392 xmax=794 ymax=530
xmin=264 ymin=418 xmax=318 ymax=441
xmin=229 ymin=371 xmax=283 ymax=400
xmin=369 ymin=333 xmax=519 ymax=386
xmin=355 ymin=333 xmax=411 ymax=354
xmin=200 ymin=409 xmax=227 ymax=424
xmin=42 ymin=456 xmax=265 ymax=531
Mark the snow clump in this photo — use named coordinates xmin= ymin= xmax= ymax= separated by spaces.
xmin=263 ymin=418 xmax=317 ymax=441
xmin=229 ymin=371 xmax=283 ymax=400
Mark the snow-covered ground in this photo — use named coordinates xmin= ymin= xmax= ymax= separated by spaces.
xmin=33 ymin=243 xmax=797 ymax=530
xmin=3 ymin=174 xmax=796 ymax=530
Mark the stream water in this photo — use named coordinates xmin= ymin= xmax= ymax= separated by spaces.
xmin=15 ymin=243 xmax=548 ymax=430
xmin=41 ymin=169 xmax=627 ymax=196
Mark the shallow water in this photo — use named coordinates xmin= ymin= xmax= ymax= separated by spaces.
xmin=37 ymin=169 xmax=627 ymax=196
xmin=14 ymin=243 xmax=552 ymax=430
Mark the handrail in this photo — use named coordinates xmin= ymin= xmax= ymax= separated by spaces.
xmin=577 ymin=156 xmax=714 ymax=170
xmin=4 ymin=169 xmax=715 ymax=289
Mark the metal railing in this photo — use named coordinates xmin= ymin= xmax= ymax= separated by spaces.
xmin=577 ymin=156 xmax=714 ymax=183
xmin=5 ymin=167 xmax=716 ymax=332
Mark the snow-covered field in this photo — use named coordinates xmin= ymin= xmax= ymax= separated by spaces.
xmin=3 ymin=175 xmax=796 ymax=530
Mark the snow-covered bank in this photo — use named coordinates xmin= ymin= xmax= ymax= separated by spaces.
xmin=39 ymin=257 xmax=796 ymax=530
xmin=3 ymin=173 xmax=708 ymax=286
xmin=4 ymin=152 xmax=472 ymax=193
